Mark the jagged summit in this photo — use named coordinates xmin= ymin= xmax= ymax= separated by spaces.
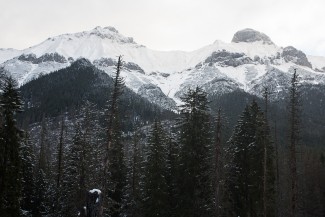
xmin=45 ymin=26 xmax=136 ymax=45
xmin=231 ymin=28 xmax=274 ymax=45
xmin=94 ymin=26 xmax=119 ymax=33
xmin=87 ymin=26 xmax=135 ymax=43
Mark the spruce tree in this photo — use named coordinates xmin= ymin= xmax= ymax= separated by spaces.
xmin=34 ymin=166 xmax=49 ymax=217
xmin=143 ymin=119 xmax=169 ymax=217
xmin=56 ymin=117 xmax=65 ymax=189
xmin=288 ymin=70 xmax=301 ymax=217
xmin=20 ymin=133 xmax=36 ymax=216
xmin=34 ymin=118 xmax=52 ymax=217
xmin=103 ymin=55 xmax=127 ymax=217
xmin=0 ymin=76 xmax=23 ymax=217
xmin=214 ymin=107 xmax=223 ymax=217
xmin=225 ymin=101 xmax=275 ymax=217
xmin=61 ymin=125 xmax=86 ymax=217
xmin=60 ymin=102 xmax=101 ymax=217
xmin=166 ymin=131 xmax=179 ymax=217
xmin=177 ymin=87 xmax=214 ymax=217
xmin=53 ymin=117 xmax=65 ymax=215
xmin=79 ymin=101 xmax=102 ymax=189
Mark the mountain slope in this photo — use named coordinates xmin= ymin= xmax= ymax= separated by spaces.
xmin=2 ymin=27 xmax=325 ymax=108
xmin=18 ymin=58 xmax=175 ymax=127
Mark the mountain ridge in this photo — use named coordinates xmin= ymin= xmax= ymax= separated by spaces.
xmin=1 ymin=26 xmax=325 ymax=108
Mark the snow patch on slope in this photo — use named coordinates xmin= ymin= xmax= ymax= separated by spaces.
xmin=308 ymin=55 xmax=325 ymax=72
xmin=0 ymin=48 xmax=22 ymax=64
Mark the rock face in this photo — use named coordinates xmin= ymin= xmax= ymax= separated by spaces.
xmin=282 ymin=46 xmax=312 ymax=68
xmin=18 ymin=53 xmax=67 ymax=64
xmin=93 ymin=58 xmax=144 ymax=74
xmin=124 ymin=62 xmax=145 ymax=74
xmin=204 ymin=50 xmax=253 ymax=67
xmin=232 ymin=28 xmax=274 ymax=45
xmin=138 ymin=84 xmax=177 ymax=110
xmin=93 ymin=57 xmax=116 ymax=67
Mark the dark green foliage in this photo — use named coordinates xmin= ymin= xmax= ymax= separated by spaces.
xmin=214 ymin=108 xmax=224 ymax=217
xmin=33 ymin=118 xmax=55 ymax=217
xmin=56 ymin=118 xmax=65 ymax=189
xmin=288 ymin=71 xmax=300 ymax=217
xmin=126 ymin=128 xmax=145 ymax=217
xmin=78 ymin=101 xmax=103 ymax=189
xmin=165 ymin=131 xmax=179 ymax=217
xmin=20 ymin=133 xmax=36 ymax=216
xmin=177 ymin=87 xmax=214 ymax=217
xmin=0 ymin=76 xmax=23 ymax=217
xmin=104 ymin=56 xmax=128 ymax=217
xmin=58 ymin=101 xmax=102 ymax=217
xmin=225 ymin=101 xmax=275 ymax=217
xmin=60 ymin=125 xmax=86 ymax=217
xmin=34 ymin=167 xmax=49 ymax=217
xmin=143 ymin=120 xmax=169 ymax=217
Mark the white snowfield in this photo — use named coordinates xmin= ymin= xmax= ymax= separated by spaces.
xmin=1 ymin=26 xmax=325 ymax=107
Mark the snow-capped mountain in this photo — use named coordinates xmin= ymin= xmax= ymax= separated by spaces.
xmin=1 ymin=27 xmax=325 ymax=108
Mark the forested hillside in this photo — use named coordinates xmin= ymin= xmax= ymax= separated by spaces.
xmin=0 ymin=59 xmax=324 ymax=217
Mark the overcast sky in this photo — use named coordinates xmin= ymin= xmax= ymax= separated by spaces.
xmin=1 ymin=0 xmax=324 ymax=56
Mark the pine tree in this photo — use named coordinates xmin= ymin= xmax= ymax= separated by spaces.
xmin=225 ymin=101 xmax=275 ymax=217
xmin=0 ymin=76 xmax=23 ymax=217
xmin=177 ymin=87 xmax=214 ymax=217
xmin=61 ymin=124 xmax=86 ymax=217
xmin=79 ymin=101 xmax=102 ymax=189
xmin=214 ymin=107 xmax=223 ymax=217
xmin=56 ymin=117 xmax=65 ymax=189
xmin=103 ymin=55 xmax=127 ymax=217
xmin=20 ymin=133 xmax=36 ymax=216
xmin=34 ymin=166 xmax=49 ymax=217
xmin=34 ymin=117 xmax=53 ymax=217
xmin=288 ymin=70 xmax=301 ymax=217
xmin=166 ymin=131 xmax=179 ymax=217
xmin=59 ymin=102 xmax=101 ymax=217
xmin=143 ymin=119 xmax=169 ymax=217
xmin=53 ymin=117 xmax=65 ymax=215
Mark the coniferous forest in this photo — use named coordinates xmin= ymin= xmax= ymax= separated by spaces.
xmin=0 ymin=57 xmax=324 ymax=217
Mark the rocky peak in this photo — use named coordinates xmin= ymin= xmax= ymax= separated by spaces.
xmin=94 ymin=26 xmax=119 ymax=33
xmin=282 ymin=46 xmax=312 ymax=68
xmin=88 ymin=26 xmax=135 ymax=44
xmin=231 ymin=28 xmax=274 ymax=45
xmin=52 ymin=26 xmax=136 ymax=45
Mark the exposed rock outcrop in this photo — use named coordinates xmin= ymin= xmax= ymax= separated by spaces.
xmin=282 ymin=46 xmax=312 ymax=68
xmin=204 ymin=50 xmax=253 ymax=67
xmin=232 ymin=28 xmax=274 ymax=45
